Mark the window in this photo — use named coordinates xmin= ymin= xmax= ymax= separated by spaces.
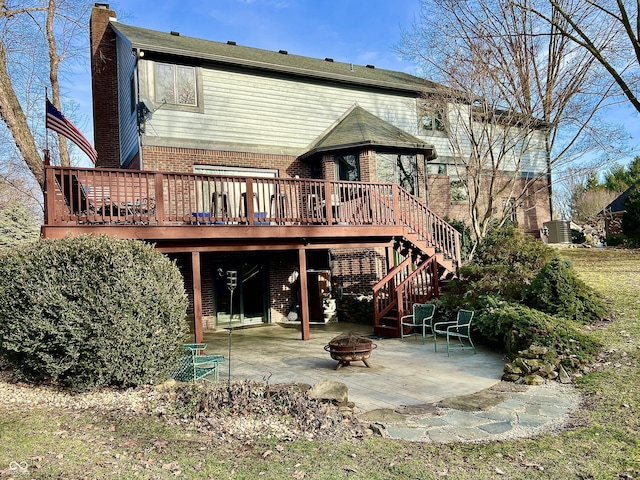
xmin=155 ymin=63 xmax=197 ymax=106
xmin=448 ymin=165 xmax=468 ymax=201
xmin=426 ymin=163 xmax=447 ymax=175
xmin=450 ymin=179 xmax=468 ymax=201
xmin=376 ymin=153 xmax=418 ymax=194
xmin=336 ymin=153 xmax=360 ymax=181
xmin=420 ymin=110 xmax=445 ymax=133
xmin=503 ymin=198 xmax=518 ymax=223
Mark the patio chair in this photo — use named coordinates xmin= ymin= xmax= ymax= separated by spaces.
xmin=400 ymin=303 xmax=436 ymax=344
xmin=433 ymin=309 xmax=476 ymax=356
xmin=170 ymin=343 xmax=226 ymax=382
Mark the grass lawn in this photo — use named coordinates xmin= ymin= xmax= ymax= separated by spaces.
xmin=1 ymin=248 xmax=639 ymax=479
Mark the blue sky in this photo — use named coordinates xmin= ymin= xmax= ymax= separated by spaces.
xmin=115 ymin=0 xmax=420 ymax=72
xmin=69 ymin=0 xmax=638 ymax=168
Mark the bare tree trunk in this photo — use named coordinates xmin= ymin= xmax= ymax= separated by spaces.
xmin=46 ymin=0 xmax=70 ymax=167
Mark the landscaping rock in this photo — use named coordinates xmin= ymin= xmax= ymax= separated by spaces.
xmin=515 ymin=357 xmax=532 ymax=373
xmin=558 ymin=365 xmax=572 ymax=384
xmin=502 ymin=344 xmax=570 ymax=385
xmin=308 ymin=379 xmax=349 ymax=404
xmin=502 ymin=373 xmax=521 ymax=382
xmin=503 ymin=363 xmax=523 ymax=375
xmin=519 ymin=345 xmax=549 ymax=357
xmin=369 ymin=422 xmax=389 ymax=438
xmin=524 ymin=374 xmax=544 ymax=386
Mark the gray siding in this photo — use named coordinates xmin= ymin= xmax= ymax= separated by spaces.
xmin=140 ymin=61 xmax=420 ymax=154
xmin=116 ymin=35 xmax=139 ymax=166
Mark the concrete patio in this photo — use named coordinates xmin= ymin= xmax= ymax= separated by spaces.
xmin=201 ymin=321 xmax=505 ymax=415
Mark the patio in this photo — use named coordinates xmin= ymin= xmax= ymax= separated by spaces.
xmin=201 ymin=322 xmax=505 ymax=414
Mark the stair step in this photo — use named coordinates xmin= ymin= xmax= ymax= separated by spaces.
xmin=373 ymin=325 xmax=400 ymax=338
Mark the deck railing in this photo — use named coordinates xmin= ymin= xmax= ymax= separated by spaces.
xmin=372 ymin=255 xmax=439 ymax=331
xmin=44 ymin=166 xmax=459 ymax=266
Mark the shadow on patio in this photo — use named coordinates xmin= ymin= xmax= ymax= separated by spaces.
xmin=201 ymin=322 xmax=505 ymax=414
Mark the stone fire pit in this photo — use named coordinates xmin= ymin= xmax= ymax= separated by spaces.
xmin=324 ymin=332 xmax=376 ymax=370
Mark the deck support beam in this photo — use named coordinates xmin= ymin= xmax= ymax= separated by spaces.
xmin=298 ymin=248 xmax=310 ymax=341
xmin=192 ymin=251 xmax=204 ymax=343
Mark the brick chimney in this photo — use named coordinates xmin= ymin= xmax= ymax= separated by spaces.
xmin=90 ymin=3 xmax=120 ymax=168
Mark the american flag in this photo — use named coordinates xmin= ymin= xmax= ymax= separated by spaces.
xmin=45 ymin=99 xmax=97 ymax=164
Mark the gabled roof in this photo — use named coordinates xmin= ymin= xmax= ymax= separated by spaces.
xmin=300 ymin=105 xmax=436 ymax=160
xmin=601 ymin=182 xmax=640 ymax=215
xmin=111 ymin=22 xmax=438 ymax=94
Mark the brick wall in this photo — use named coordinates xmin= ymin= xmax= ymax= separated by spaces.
xmin=330 ymin=248 xmax=386 ymax=293
xmin=90 ymin=4 xmax=120 ymax=169
xmin=358 ymin=150 xmax=374 ymax=182
xmin=142 ymin=145 xmax=311 ymax=178
xmin=425 ymin=173 xmax=551 ymax=235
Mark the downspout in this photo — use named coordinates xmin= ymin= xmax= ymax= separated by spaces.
xmin=423 ymin=155 xmax=430 ymax=207
xmin=134 ymin=47 xmax=144 ymax=170
xmin=545 ymin=129 xmax=553 ymax=221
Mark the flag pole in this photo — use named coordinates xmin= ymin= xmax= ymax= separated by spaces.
xmin=44 ymin=88 xmax=49 ymax=164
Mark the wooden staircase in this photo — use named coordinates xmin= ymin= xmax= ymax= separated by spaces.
xmin=372 ymin=191 xmax=461 ymax=338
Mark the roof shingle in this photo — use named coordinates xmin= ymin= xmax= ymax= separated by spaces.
xmin=111 ymin=22 xmax=438 ymax=94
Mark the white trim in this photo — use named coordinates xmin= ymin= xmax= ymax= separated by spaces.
xmin=194 ymin=165 xmax=278 ymax=178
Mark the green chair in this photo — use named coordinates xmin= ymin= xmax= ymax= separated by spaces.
xmin=171 ymin=343 xmax=225 ymax=382
xmin=433 ymin=309 xmax=476 ymax=356
xmin=400 ymin=303 xmax=436 ymax=344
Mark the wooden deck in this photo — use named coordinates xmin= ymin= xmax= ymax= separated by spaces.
xmin=42 ymin=166 xmax=461 ymax=341
xmin=42 ymin=166 xmax=460 ymax=263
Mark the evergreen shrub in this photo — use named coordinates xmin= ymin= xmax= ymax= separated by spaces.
xmin=474 ymin=295 xmax=600 ymax=366
xmin=523 ymin=256 xmax=608 ymax=324
xmin=0 ymin=235 xmax=188 ymax=391
xmin=450 ymin=223 xmax=555 ymax=301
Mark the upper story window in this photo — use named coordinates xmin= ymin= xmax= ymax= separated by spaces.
xmin=420 ymin=110 xmax=444 ymax=132
xmin=155 ymin=63 xmax=197 ymax=106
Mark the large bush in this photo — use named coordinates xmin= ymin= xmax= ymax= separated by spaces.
xmin=474 ymin=296 xmax=601 ymax=366
xmin=449 ymin=223 xmax=555 ymax=300
xmin=0 ymin=235 xmax=188 ymax=391
xmin=523 ymin=256 xmax=608 ymax=324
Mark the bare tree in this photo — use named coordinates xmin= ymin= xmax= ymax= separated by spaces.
xmin=0 ymin=0 xmax=89 ymax=191
xmin=400 ymin=0 xmax=628 ymax=251
xmin=425 ymin=81 xmax=555 ymax=251
xmin=572 ymin=188 xmax=618 ymax=224
xmin=520 ymin=0 xmax=640 ymax=114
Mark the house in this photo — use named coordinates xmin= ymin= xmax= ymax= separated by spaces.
xmin=41 ymin=3 xmax=551 ymax=342
xmin=600 ymin=182 xmax=639 ymax=239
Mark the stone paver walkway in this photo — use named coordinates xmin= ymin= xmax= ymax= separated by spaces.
xmin=359 ymin=381 xmax=579 ymax=442
xmin=203 ymin=323 xmax=580 ymax=442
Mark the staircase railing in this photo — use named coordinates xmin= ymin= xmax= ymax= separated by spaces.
xmin=372 ymin=256 xmax=413 ymax=326
xmin=395 ymin=256 xmax=439 ymax=320
xmin=372 ymin=254 xmax=439 ymax=332
xmin=396 ymin=187 xmax=462 ymax=269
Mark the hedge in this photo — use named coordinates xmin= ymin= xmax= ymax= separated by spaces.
xmin=0 ymin=235 xmax=188 ymax=391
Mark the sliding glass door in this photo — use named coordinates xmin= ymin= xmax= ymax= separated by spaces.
xmin=213 ymin=261 xmax=267 ymax=327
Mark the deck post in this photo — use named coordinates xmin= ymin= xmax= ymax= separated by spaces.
xmin=298 ymin=248 xmax=310 ymax=340
xmin=192 ymin=251 xmax=204 ymax=343
xmin=44 ymin=167 xmax=56 ymax=226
